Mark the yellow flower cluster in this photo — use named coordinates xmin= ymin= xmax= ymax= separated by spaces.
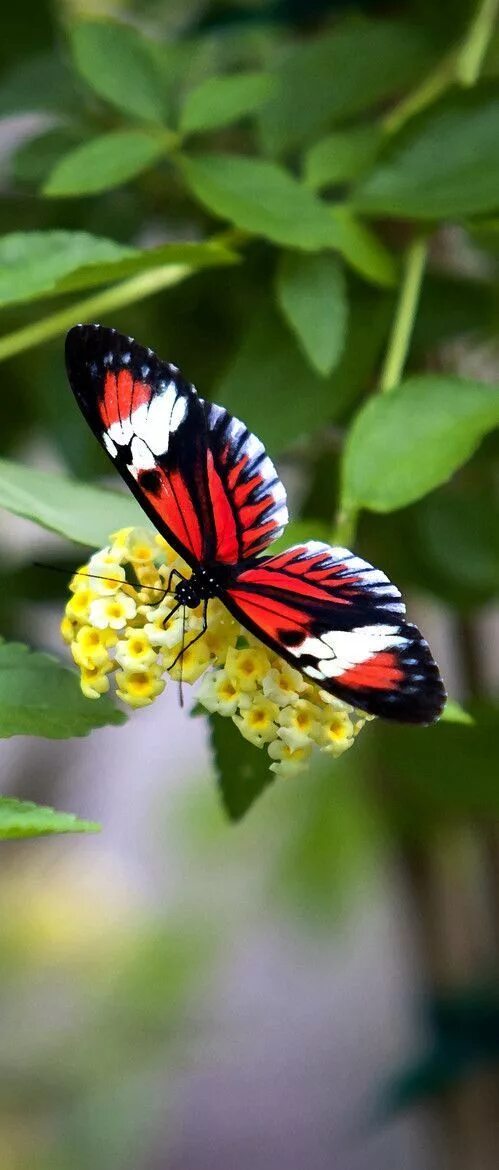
xmin=62 ymin=527 xmax=369 ymax=779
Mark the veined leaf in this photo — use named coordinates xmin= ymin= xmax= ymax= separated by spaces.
xmin=330 ymin=206 xmax=397 ymax=288
xmin=258 ymin=17 xmax=435 ymax=154
xmin=0 ymin=231 xmax=236 ymax=309
xmin=342 ymin=376 xmax=499 ymax=513
xmin=275 ymin=251 xmax=348 ymax=376
xmin=180 ymin=72 xmax=274 ymax=134
xmin=69 ymin=19 xmax=166 ymax=124
xmin=304 ymin=125 xmax=382 ymax=191
xmin=0 ymin=796 xmax=100 ymax=839
xmin=43 ymin=131 xmax=166 ymax=197
xmin=0 ymin=640 xmax=125 ymax=739
xmin=0 ymin=458 xmax=144 ymax=546
xmin=0 ymin=231 xmax=134 ymax=308
xmin=179 ymin=153 xmax=342 ymax=251
xmin=355 ymin=89 xmax=499 ymax=219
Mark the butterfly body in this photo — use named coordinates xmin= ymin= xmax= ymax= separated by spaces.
xmin=65 ymin=324 xmax=446 ymax=724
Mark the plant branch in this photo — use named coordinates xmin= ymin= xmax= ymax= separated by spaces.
xmin=378 ymin=237 xmax=427 ymax=394
xmin=457 ymin=0 xmax=499 ymax=86
xmin=0 ymin=264 xmax=193 ymax=364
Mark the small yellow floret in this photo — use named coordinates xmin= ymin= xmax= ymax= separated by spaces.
xmin=80 ymin=663 xmax=112 ymax=700
xmin=115 ymin=665 xmax=165 ymax=708
xmin=277 ymin=699 xmax=322 ymax=750
xmin=169 ymin=639 xmax=211 ymax=683
xmin=71 ymin=625 xmax=115 ymax=669
xmin=234 ymin=696 xmax=279 ymax=747
xmin=89 ymin=591 xmax=137 ymax=630
xmin=115 ymin=629 xmax=158 ymax=671
xmin=317 ymin=706 xmax=355 ymax=755
xmin=60 ymin=615 xmax=77 ymax=644
xmin=268 ymin=740 xmax=313 ymax=778
xmin=86 ymin=556 xmax=126 ymax=596
xmin=262 ymin=663 xmax=306 ymax=706
xmin=65 ymin=586 xmax=96 ymax=622
xmin=225 ymin=645 xmax=271 ymax=692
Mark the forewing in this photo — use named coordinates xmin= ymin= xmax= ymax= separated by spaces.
xmin=224 ymin=542 xmax=446 ymax=723
xmin=65 ymin=325 xmax=288 ymax=567
xmin=65 ymin=324 xmax=214 ymax=567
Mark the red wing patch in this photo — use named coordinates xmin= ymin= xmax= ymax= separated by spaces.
xmin=203 ymin=401 xmax=288 ymax=562
xmin=66 ymin=325 xmax=288 ymax=568
xmin=224 ymin=542 xmax=446 ymax=723
xmin=65 ymin=324 xmax=211 ymax=567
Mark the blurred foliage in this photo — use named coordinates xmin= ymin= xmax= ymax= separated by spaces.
xmin=0 ymin=0 xmax=496 ymax=828
xmin=0 ymin=4 xmax=497 ymax=1166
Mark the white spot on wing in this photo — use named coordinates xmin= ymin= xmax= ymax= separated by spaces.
xmin=288 ymin=623 xmax=406 ymax=680
xmin=103 ymin=432 xmax=117 ymax=458
xmin=109 ymin=418 xmax=133 ymax=446
xmin=132 ymin=382 xmax=186 ymax=457
xmin=130 ymin=436 xmax=156 ymax=470
xmin=170 ymin=396 xmax=187 ymax=432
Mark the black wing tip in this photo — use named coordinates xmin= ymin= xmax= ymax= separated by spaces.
xmin=64 ymin=324 xmax=191 ymax=394
xmin=369 ymin=626 xmax=447 ymax=725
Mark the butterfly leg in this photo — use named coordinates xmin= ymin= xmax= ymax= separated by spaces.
xmin=167 ymin=598 xmax=209 ymax=671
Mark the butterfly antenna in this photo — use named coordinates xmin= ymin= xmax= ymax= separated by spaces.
xmin=32 ymin=561 xmax=170 ymax=597
xmin=178 ymin=606 xmax=187 ymax=709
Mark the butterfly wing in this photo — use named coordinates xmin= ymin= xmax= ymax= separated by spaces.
xmin=223 ymin=542 xmax=446 ymax=723
xmin=65 ymin=324 xmax=287 ymax=568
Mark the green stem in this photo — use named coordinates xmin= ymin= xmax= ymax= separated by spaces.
xmin=0 ymin=263 xmax=192 ymax=364
xmin=383 ymin=0 xmax=497 ymax=136
xmin=382 ymin=53 xmax=455 ymax=137
xmin=378 ymin=237 xmax=427 ymax=394
xmin=331 ymin=502 xmax=359 ymax=548
xmin=457 ymin=0 xmax=498 ymax=85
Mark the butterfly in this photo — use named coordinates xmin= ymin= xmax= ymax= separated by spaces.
xmin=65 ymin=324 xmax=446 ymax=723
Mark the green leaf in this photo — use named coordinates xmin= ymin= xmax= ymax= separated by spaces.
xmin=329 ymin=206 xmax=398 ymax=288
xmin=440 ymin=700 xmax=474 ymax=725
xmin=342 ymin=377 xmax=499 ymax=513
xmin=258 ymin=17 xmax=435 ymax=154
xmin=179 ymin=153 xmax=342 ymax=251
xmin=0 ymin=458 xmax=144 ymax=546
xmin=304 ymin=125 xmax=382 ymax=191
xmin=218 ymin=298 xmax=337 ymax=452
xmin=43 ymin=131 xmax=166 ymax=198
xmin=0 ymin=796 xmax=100 ymax=839
xmin=0 ymin=231 xmax=134 ymax=309
xmin=219 ymin=286 xmax=391 ymax=454
xmin=275 ymin=251 xmax=348 ymax=376
xmin=69 ymin=19 xmax=166 ymax=124
xmin=354 ymin=88 xmax=499 ymax=219
xmin=0 ymin=230 xmax=237 ymax=308
xmin=0 ymin=640 xmax=125 ymax=739
xmin=180 ymin=71 xmax=274 ymax=134
xmin=53 ymin=240 xmax=237 ymax=295
xmin=210 ymin=715 xmax=274 ymax=821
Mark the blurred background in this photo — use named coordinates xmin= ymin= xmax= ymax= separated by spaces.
xmin=0 ymin=0 xmax=499 ymax=1167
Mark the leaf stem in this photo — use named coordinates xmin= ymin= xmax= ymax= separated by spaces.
xmin=331 ymin=502 xmax=359 ymax=548
xmin=457 ymin=0 xmax=499 ymax=86
xmin=0 ymin=263 xmax=191 ymax=364
xmin=378 ymin=236 xmax=427 ymax=394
